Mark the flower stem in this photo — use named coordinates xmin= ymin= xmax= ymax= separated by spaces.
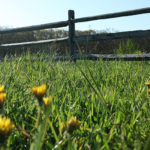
xmin=35 ymin=107 xmax=41 ymax=128
xmin=0 ymin=142 xmax=6 ymax=150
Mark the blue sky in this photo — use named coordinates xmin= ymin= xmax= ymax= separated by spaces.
xmin=0 ymin=0 xmax=150 ymax=32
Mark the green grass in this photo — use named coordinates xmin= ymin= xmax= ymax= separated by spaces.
xmin=0 ymin=52 xmax=150 ymax=150
xmin=116 ymin=39 xmax=142 ymax=54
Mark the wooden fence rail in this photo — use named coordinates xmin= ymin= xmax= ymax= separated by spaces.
xmin=74 ymin=7 xmax=150 ymax=23
xmin=0 ymin=37 xmax=68 ymax=48
xmin=0 ymin=21 xmax=68 ymax=34
xmin=0 ymin=7 xmax=150 ymax=61
xmin=75 ymin=30 xmax=150 ymax=42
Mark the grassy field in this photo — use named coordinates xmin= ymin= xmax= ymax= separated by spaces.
xmin=0 ymin=53 xmax=150 ymax=150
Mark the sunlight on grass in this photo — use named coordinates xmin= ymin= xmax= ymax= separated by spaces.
xmin=0 ymin=53 xmax=150 ymax=149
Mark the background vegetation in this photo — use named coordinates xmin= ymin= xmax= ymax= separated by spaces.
xmin=0 ymin=28 xmax=150 ymax=57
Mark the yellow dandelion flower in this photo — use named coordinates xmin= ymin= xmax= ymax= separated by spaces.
xmin=148 ymin=89 xmax=150 ymax=94
xmin=60 ymin=117 xmax=81 ymax=134
xmin=145 ymin=82 xmax=150 ymax=86
xmin=67 ymin=117 xmax=81 ymax=132
xmin=0 ymin=116 xmax=14 ymax=141
xmin=0 ymin=85 xmax=4 ymax=93
xmin=0 ymin=93 xmax=6 ymax=106
xmin=31 ymin=84 xmax=46 ymax=100
xmin=43 ymin=96 xmax=52 ymax=107
xmin=145 ymin=82 xmax=150 ymax=88
xmin=68 ymin=117 xmax=81 ymax=128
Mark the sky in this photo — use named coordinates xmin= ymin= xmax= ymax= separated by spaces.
xmin=0 ymin=0 xmax=150 ymax=32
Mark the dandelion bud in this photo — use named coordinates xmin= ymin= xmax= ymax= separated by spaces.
xmin=68 ymin=117 xmax=81 ymax=130
xmin=0 ymin=93 xmax=6 ymax=106
xmin=60 ymin=117 xmax=81 ymax=134
xmin=145 ymin=82 xmax=150 ymax=89
xmin=43 ymin=96 xmax=52 ymax=108
xmin=0 ymin=85 xmax=4 ymax=93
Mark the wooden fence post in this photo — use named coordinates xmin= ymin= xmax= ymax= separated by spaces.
xmin=68 ymin=10 xmax=76 ymax=62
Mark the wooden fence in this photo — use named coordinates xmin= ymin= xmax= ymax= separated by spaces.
xmin=0 ymin=7 xmax=150 ymax=61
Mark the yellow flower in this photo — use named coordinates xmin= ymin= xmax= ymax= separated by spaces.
xmin=31 ymin=84 xmax=46 ymax=100
xmin=68 ymin=117 xmax=81 ymax=130
xmin=43 ymin=96 xmax=52 ymax=107
xmin=0 ymin=93 xmax=6 ymax=106
xmin=145 ymin=82 xmax=150 ymax=88
xmin=148 ymin=89 xmax=150 ymax=94
xmin=145 ymin=82 xmax=150 ymax=86
xmin=0 ymin=85 xmax=4 ymax=93
xmin=60 ymin=117 xmax=81 ymax=133
xmin=0 ymin=116 xmax=14 ymax=140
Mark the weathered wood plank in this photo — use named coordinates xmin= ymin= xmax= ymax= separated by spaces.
xmin=74 ymin=7 xmax=150 ymax=23
xmin=68 ymin=10 xmax=76 ymax=61
xmin=0 ymin=54 xmax=150 ymax=62
xmin=75 ymin=53 xmax=150 ymax=61
xmin=0 ymin=21 xmax=68 ymax=34
xmin=74 ymin=29 xmax=150 ymax=42
xmin=0 ymin=37 xmax=68 ymax=48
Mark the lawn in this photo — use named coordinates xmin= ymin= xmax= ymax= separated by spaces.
xmin=0 ymin=53 xmax=150 ymax=150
